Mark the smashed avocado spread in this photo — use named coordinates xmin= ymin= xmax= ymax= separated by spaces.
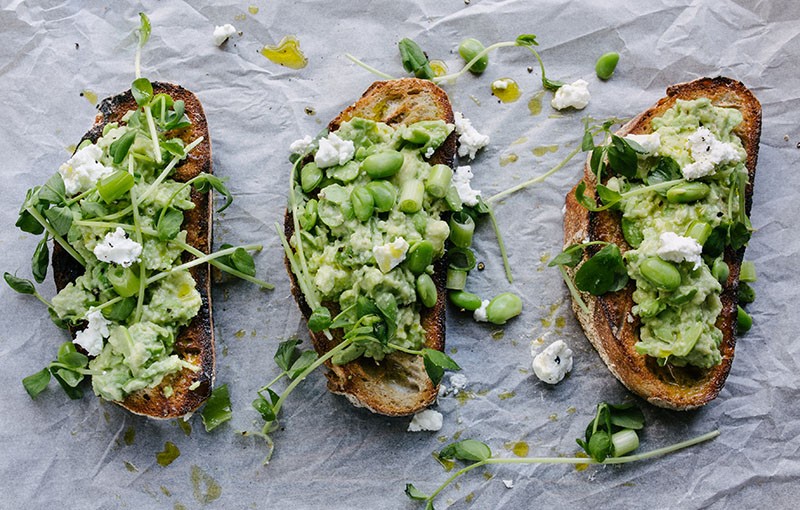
xmin=29 ymin=92 xmax=206 ymax=402
xmin=288 ymin=117 xmax=457 ymax=362
xmin=614 ymin=98 xmax=748 ymax=368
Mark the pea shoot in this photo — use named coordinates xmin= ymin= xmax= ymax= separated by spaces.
xmin=406 ymin=402 xmax=720 ymax=509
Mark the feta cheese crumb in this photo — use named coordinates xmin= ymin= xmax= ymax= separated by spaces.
xmin=437 ymin=385 xmax=448 ymax=397
xmin=550 ymin=79 xmax=591 ymax=111
xmin=372 ymin=237 xmax=409 ymax=273
xmin=532 ymin=340 xmax=574 ymax=384
xmin=682 ymin=127 xmax=742 ymax=180
xmin=407 ymin=409 xmax=443 ymax=432
xmin=314 ymin=133 xmax=355 ymax=168
xmin=625 ymin=133 xmax=661 ymax=155
xmin=656 ymin=231 xmax=703 ymax=270
xmin=454 ymin=112 xmax=490 ymax=160
xmin=491 ymin=79 xmax=510 ymax=90
xmin=58 ymin=143 xmax=115 ymax=196
xmin=212 ymin=24 xmax=237 ymax=46
xmin=424 ymin=147 xmax=435 ymax=159
xmin=452 ymin=165 xmax=481 ymax=207
xmin=473 ymin=299 xmax=490 ymax=322
xmin=289 ymin=135 xmax=313 ymax=153
xmin=449 ymin=373 xmax=468 ymax=392
xmin=502 ymin=479 xmax=514 ymax=489
xmin=73 ymin=308 xmax=111 ymax=356
xmin=93 ymin=227 xmax=142 ymax=267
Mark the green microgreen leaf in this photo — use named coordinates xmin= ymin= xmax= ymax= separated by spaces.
xmin=131 ymin=77 xmax=154 ymax=107
xmin=606 ymin=135 xmax=638 ymax=178
xmin=252 ymin=394 xmax=276 ymax=422
xmin=193 ymin=174 xmax=233 ymax=212
xmin=48 ymin=307 xmax=70 ymax=329
xmin=308 ymin=307 xmax=332 ymax=332
xmin=157 ymin=208 xmax=184 ymax=240
xmin=54 ymin=368 xmax=84 ymax=388
xmin=274 ymin=339 xmax=302 ymax=372
xmin=608 ymin=403 xmax=645 ymax=430
xmin=729 ymin=221 xmax=751 ymax=250
xmin=50 ymin=367 xmax=84 ymax=399
xmin=4 ymin=272 xmax=36 ymax=294
xmin=574 ymin=243 xmax=628 ymax=295
xmin=230 ymin=247 xmax=256 ymax=277
xmin=160 ymin=139 xmax=186 ymax=158
xmin=287 ymin=350 xmax=318 ymax=380
xmin=101 ymin=296 xmax=136 ymax=322
xmin=109 ymin=129 xmax=137 ymax=165
xmin=22 ymin=367 xmax=51 ymax=398
xmin=422 ymin=349 xmax=460 ymax=386
xmin=137 ymin=12 xmax=151 ymax=48
xmin=548 ymin=243 xmax=586 ymax=268
xmin=439 ymin=439 xmax=492 ymax=462
xmin=514 ymin=34 xmax=539 ymax=46
xmin=16 ymin=208 xmax=45 ymax=235
xmin=32 ymin=236 xmax=49 ymax=283
xmin=404 ymin=483 xmax=429 ymax=501
xmin=586 ymin=429 xmax=613 ymax=462
xmin=202 ymin=384 xmax=233 ymax=432
xmin=399 ymin=38 xmax=435 ymax=80
xmin=646 ymin=157 xmax=682 ymax=188
xmin=38 ymin=173 xmax=66 ymax=204
xmin=43 ymin=205 xmax=73 ymax=236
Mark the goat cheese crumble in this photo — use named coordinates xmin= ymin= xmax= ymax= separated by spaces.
xmin=453 ymin=112 xmax=490 ymax=160
xmin=58 ymin=143 xmax=115 ymax=196
xmin=212 ymin=24 xmax=237 ymax=46
xmin=551 ymin=79 xmax=591 ymax=111
xmin=682 ymin=126 xmax=742 ymax=180
xmin=314 ymin=133 xmax=355 ymax=168
xmin=73 ymin=308 xmax=111 ymax=357
xmin=407 ymin=409 xmax=443 ymax=432
xmin=452 ymin=165 xmax=481 ymax=207
xmin=532 ymin=340 xmax=573 ymax=384
xmin=473 ymin=299 xmax=490 ymax=322
xmin=289 ymin=135 xmax=313 ymax=153
xmin=372 ymin=237 xmax=409 ymax=273
xmin=93 ymin=228 xmax=143 ymax=267
xmin=656 ymin=231 xmax=703 ymax=270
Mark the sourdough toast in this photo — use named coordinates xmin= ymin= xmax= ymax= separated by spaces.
xmin=284 ymin=78 xmax=456 ymax=416
xmin=52 ymin=82 xmax=214 ymax=419
xmin=563 ymin=77 xmax=761 ymax=410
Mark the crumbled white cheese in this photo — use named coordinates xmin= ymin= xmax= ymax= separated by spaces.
xmin=289 ymin=135 xmax=313 ymax=153
xmin=682 ymin=127 xmax=742 ymax=180
xmin=372 ymin=237 xmax=409 ymax=273
xmin=93 ymin=227 xmax=142 ymax=267
xmin=314 ymin=133 xmax=355 ymax=168
xmin=212 ymin=24 xmax=237 ymax=46
xmin=625 ymin=133 xmax=661 ymax=155
xmin=453 ymin=112 xmax=490 ymax=160
xmin=73 ymin=308 xmax=111 ymax=357
xmin=656 ymin=231 xmax=703 ymax=270
xmin=473 ymin=299 xmax=490 ymax=322
xmin=58 ymin=143 xmax=115 ymax=196
xmin=532 ymin=340 xmax=574 ymax=384
xmin=492 ymin=79 xmax=510 ymax=90
xmin=437 ymin=385 xmax=448 ymax=397
xmin=449 ymin=373 xmax=468 ymax=394
xmin=424 ymin=147 xmax=435 ymax=159
xmin=452 ymin=165 xmax=481 ymax=207
xmin=551 ymin=79 xmax=591 ymax=110
xmin=407 ymin=409 xmax=443 ymax=432
xmin=502 ymin=479 xmax=514 ymax=489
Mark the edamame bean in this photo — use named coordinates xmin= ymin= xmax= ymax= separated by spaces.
xmin=350 ymin=186 xmax=374 ymax=222
xmin=446 ymin=268 xmax=467 ymax=290
xmin=299 ymin=198 xmax=318 ymax=230
xmin=621 ymin=217 xmax=643 ymax=248
xmin=332 ymin=343 xmax=366 ymax=365
xmin=639 ymin=257 xmax=682 ymax=291
xmin=406 ymin=240 xmax=434 ymax=275
xmin=366 ymin=181 xmax=396 ymax=212
xmin=416 ymin=273 xmax=438 ymax=308
xmin=666 ymin=182 xmax=710 ymax=203
xmin=399 ymin=179 xmax=425 ymax=213
xmin=711 ymin=258 xmax=729 ymax=284
xmin=425 ymin=164 xmax=452 ymax=198
xmin=637 ymin=298 xmax=664 ymax=318
xmin=686 ymin=221 xmax=712 ymax=244
xmin=458 ymin=38 xmax=489 ymax=74
xmin=362 ymin=150 xmax=404 ymax=179
xmin=449 ymin=211 xmax=475 ymax=248
xmin=737 ymin=305 xmax=752 ymax=333
xmin=485 ymin=292 xmax=523 ymax=325
xmin=402 ymin=126 xmax=431 ymax=146
xmin=595 ymin=51 xmax=620 ymax=80
xmin=738 ymin=282 xmax=756 ymax=304
xmin=300 ymin=162 xmax=323 ymax=193
xmin=448 ymin=290 xmax=482 ymax=311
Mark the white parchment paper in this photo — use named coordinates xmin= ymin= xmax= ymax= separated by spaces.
xmin=1 ymin=0 xmax=799 ymax=508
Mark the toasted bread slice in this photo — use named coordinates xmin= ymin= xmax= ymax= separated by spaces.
xmin=564 ymin=77 xmax=761 ymax=410
xmin=52 ymin=82 xmax=214 ymax=419
xmin=284 ymin=78 xmax=456 ymax=416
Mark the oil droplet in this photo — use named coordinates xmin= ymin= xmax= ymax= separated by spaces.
xmin=499 ymin=153 xmax=518 ymax=167
xmin=549 ymin=413 xmax=558 ymax=422
xmin=124 ymin=427 xmax=135 ymax=445
xmin=453 ymin=430 xmax=463 ymax=441
xmin=504 ymin=441 xmax=529 ymax=457
xmin=511 ymin=136 xmax=528 ymax=146
xmin=429 ymin=59 xmax=448 ymax=77
xmin=124 ymin=461 xmax=138 ymax=472
xmin=304 ymin=106 xmax=316 ymax=116
xmin=65 ymin=144 xmax=77 ymax=154
xmin=575 ymin=451 xmax=590 ymax=471
xmin=103 ymin=411 xmax=111 ymax=423
xmin=450 ymin=347 xmax=458 ymax=355
xmin=455 ymin=391 xmax=474 ymax=405
xmin=491 ymin=78 xmax=521 ymax=103
xmin=567 ymin=406 xmax=577 ymax=414
xmin=498 ymin=391 xmax=515 ymax=400
xmin=161 ymin=486 xmax=172 ymax=497
xmin=177 ymin=418 xmax=192 ymax=436
xmin=540 ymin=252 xmax=550 ymax=264
xmin=482 ymin=471 xmax=493 ymax=480
xmin=80 ymin=89 xmax=98 ymax=106
xmin=555 ymin=316 xmax=566 ymax=328
xmin=533 ymin=145 xmax=558 ymax=157
xmin=191 ymin=465 xmax=222 ymax=504
xmin=437 ymin=435 xmax=448 ymax=443
xmin=222 ymin=345 xmax=229 ymax=357
xmin=528 ymin=90 xmax=544 ymax=115
xmin=234 ymin=329 xmax=246 ymax=338
xmin=260 ymin=36 xmax=307 ymax=69
xmin=540 ymin=318 xmax=552 ymax=328
xmin=465 ymin=493 xmax=475 ymax=503
xmin=491 ymin=329 xmax=505 ymax=340
xmin=234 ymin=13 xmax=246 ymax=21
xmin=175 ymin=503 xmax=188 ymax=510
xmin=248 ymin=5 xmax=259 ymax=14
xmin=432 ymin=452 xmax=455 ymax=472
xmin=157 ymin=442 xmax=180 ymax=467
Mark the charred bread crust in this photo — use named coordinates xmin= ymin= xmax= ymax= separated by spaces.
xmin=564 ymin=77 xmax=761 ymax=410
xmin=284 ymin=78 xmax=455 ymax=416
xmin=52 ymin=82 xmax=214 ymax=419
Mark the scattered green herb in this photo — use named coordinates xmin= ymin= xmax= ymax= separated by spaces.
xmin=201 ymin=384 xmax=232 ymax=432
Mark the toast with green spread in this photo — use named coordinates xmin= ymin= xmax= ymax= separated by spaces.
xmin=564 ymin=77 xmax=761 ymax=410
xmin=50 ymin=82 xmax=215 ymax=418
xmin=284 ymin=78 xmax=456 ymax=416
